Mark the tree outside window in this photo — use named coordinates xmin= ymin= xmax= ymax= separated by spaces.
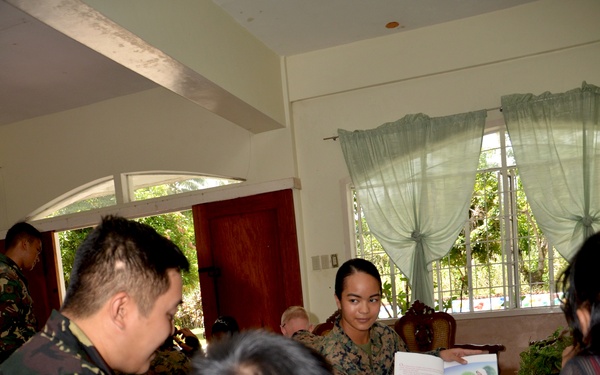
xmin=354 ymin=126 xmax=568 ymax=318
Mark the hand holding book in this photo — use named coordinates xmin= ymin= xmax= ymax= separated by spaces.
xmin=439 ymin=347 xmax=485 ymax=364
xmin=394 ymin=352 xmax=498 ymax=375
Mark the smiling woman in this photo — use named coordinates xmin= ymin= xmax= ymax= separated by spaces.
xmin=293 ymin=258 xmax=484 ymax=374
xmin=316 ymin=258 xmax=405 ymax=374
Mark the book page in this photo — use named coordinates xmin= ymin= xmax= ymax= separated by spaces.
xmin=442 ymin=353 xmax=498 ymax=375
xmin=395 ymin=352 xmax=444 ymax=375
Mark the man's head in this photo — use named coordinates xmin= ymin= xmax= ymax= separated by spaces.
xmin=4 ymin=222 xmax=42 ymax=271
xmin=61 ymin=215 xmax=190 ymax=373
xmin=280 ymin=306 xmax=313 ymax=337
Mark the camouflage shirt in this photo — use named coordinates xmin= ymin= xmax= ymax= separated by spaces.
xmin=0 ymin=310 xmax=113 ymax=374
xmin=114 ymin=347 xmax=192 ymax=375
xmin=0 ymin=253 xmax=37 ymax=362
xmin=294 ymin=317 xmax=407 ymax=375
xmin=145 ymin=348 xmax=192 ymax=375
xmin=292 ymin=329 xmax=324 ymax=351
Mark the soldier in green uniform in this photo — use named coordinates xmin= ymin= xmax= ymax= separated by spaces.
xmin=294 ymin=258 xmax=482 ymax=375
xmin=0 ymin=222 xmax=42 ymax=363
xmin=0 ymin=215 xmax=190 ymax=374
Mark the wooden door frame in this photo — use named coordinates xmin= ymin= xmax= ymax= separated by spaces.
xmin=193 ymin=189 xmax=302 ymax=336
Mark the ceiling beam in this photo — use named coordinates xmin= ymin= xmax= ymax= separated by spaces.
xmin=5 ymin=0 xmax=284 ymax=133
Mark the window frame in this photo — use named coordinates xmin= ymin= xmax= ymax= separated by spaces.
xmin=344 ymin=121 xmax=567 ymax=319
xmin=30 ymin=171 xmax=244 ymax=220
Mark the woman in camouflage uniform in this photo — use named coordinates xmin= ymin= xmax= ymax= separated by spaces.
xmin=295 ymin=258 xmax=481 ymax=375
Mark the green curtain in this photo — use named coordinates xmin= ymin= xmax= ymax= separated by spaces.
xmin=338 ymin=111 xmax=486 ymax=306
xmin=501 ymin=82 xmax=600 ymax=261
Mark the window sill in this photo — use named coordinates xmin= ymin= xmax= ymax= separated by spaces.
xmin=379 ymin=306 xmax=563 ymax=325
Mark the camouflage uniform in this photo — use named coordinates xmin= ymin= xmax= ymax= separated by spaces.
xmin=114 ymin=347 xmax=192 ymax=375
xmin=0 ymin=310 xmax=112 ymax=374
xmin=0 ymin=253 xmax=37 ymax=363
xmin=292 ymin=329 xmax=324 ymax=351
xmin=145 ymin=348 xmax=192 ymax=375
xmin=294 ymin=317 xmax=408 ymax=375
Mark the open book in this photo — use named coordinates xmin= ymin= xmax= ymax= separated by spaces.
xmin=394 ymin=352 xmax=498 ymax=375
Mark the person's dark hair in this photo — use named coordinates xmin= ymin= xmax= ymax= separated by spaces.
xmin=185 ymin=334 xmax=201 ymax=352
xmin=193 ymin=330 xmax=333 ymax=375
xmin=559 ymin=232 xmax=600 ymax=355
xmin=334 ymin=258 xmax=382 ymax=299
xmin=5 ymin=222 xmax=42 ymax=250
xmin=211 ymin=316 xmax=240 ymax=338
xmin=61 ymin=215 xmax=190 ymax=317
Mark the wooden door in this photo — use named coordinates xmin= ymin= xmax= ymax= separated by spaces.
xmin=193 ymin=189 xmax=302 ymax=338
xmin=0 ymin=231 xmax=61 ymax=329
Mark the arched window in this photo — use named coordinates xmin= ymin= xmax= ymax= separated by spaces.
xmin=31 ymin=172 xmax=243 ymax=220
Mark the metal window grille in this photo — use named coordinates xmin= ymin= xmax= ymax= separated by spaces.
xmin=352 ymin=126 xmax=567 ymax=317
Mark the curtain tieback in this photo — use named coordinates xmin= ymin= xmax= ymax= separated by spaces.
xmin=411 ymin=230 xmax=423 ymax=242
xmin=581 ymin=215 xmax=594 ymax=227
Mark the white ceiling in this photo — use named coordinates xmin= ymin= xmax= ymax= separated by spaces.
xmin=214 ymin=0 xmax=537 ymax=56
xmin=0 ymin=0 xmax=537 ymax=127
xmin=0 ymin=0 xmax=156 ymax=126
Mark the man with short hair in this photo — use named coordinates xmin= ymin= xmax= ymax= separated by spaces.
xmin=0 ymin=215 xmax=190 ymax=374
xmin=280 ymin=305 xmax=313 ymax=338
xmin=0 ymin=222 xmax=42 ymax=363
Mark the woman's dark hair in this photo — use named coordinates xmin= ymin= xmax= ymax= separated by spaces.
xmin=334 ymin=258 xmax=382 ymax=299
xmin=559 ymin=232 xmax=600 ymax=354
xmin=211 ymin=316 xmax=240 ymax=337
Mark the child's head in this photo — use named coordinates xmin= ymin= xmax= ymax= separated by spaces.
xmin=560 ymin=232 xmax=600 ymax=353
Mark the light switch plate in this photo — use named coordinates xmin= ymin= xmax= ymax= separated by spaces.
xmin=311 ymin=255 xmax=321 ymax=270
xmin=331 ymin=254 xmax=339 ymax=267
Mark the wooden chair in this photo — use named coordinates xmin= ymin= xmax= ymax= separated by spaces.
xmin=312 ymin=309 xmax=341 ymax=336
xmin=394 ymin=300 xmax=505 ymax=355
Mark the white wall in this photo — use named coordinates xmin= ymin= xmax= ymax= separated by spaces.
xmin=289 ymin=0 xmax=600 ymax=320
xmin=0 ymin=87 xmax=296 ymax=227
xmin=286 ymin=0 xmax=600 ymax=102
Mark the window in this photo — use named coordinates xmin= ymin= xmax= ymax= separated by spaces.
xmin=34 ymin=177 xmax=116 ymax=219
xmin=128 ymin=173 xmax=242 ymax=200
xmin=32 ymin=172 xmax=243 ymax=219
xmin=353 ymin=124 xmax=568 ymax=318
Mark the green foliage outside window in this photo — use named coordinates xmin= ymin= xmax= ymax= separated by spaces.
xmin=58 ymin=211 xmax=203 ymax=330
xmin=58 ymin=182 xmax=206 ymax=330
xmin=49 ymin=195 xmax=116 ymax=218
xmin=59 ymin=227 xmax=93 ymax=288
xmin=355 ymin=130 xmax=569 ymax=315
